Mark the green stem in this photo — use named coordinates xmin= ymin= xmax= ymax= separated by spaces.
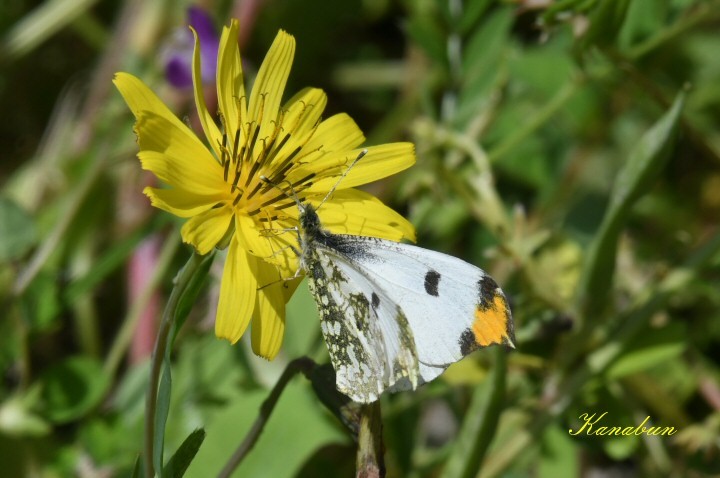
xmin=144 ymin=252 xmax=206 ymax=478
xmin=356 ymin=401 xmax=385 ymax=478
xmin=217 ymin=357 xmax=316 ymax=478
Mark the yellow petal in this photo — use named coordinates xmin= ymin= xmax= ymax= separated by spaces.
xmin=302 ymin=113 xmax=364 ymax=154
xmin=134 ymin=111 xmax=217 ymax=167
xmin=215 ymin=239 xmax=257 ymax=343
xmin=180 ymin=205 xmax=234 ymax=254
xmin=281 ymin=88 xmax=327 ymax=144
xmin=143 ymin=187 xmax=224 ymax=218
xmin=304 ymin=188 xmax=416 ymax=242
xmin=247 ymin=30 xmax=295 ymax=149
xmin=114 ymin=73 xmax=187 ymax=131
xmin=191 ymin=27 xmax=222 ymax=159
xmin=216 ymin=20 xmax=247 ymax=141
xmin=138 ymin=151 xmax=227 ymax=195
xmin=234 ymin=212 xmax=299 ymax=273
xmin=234 ymin=212 xmax=274 ymax=257
xmin=266 ymin=88 xmax=328 ymax=170
xmin=276 ymin=112 xmax=365 ymax=175
xmin=291 ymin=142 xmax=416 ymax=193
xmin=250 ymin=261 xmax=288 ymax=359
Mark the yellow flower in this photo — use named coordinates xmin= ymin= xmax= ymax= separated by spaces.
xmin=113 ymin=20 xmax=415 ymax=359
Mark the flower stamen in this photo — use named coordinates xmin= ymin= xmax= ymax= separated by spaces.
xmin=246 ymin=180 xmax=265 ymax=200
xmin=231 ymin=168 xmax=242 ymax=192
xmin=291 ymin=173 xmax=315 ymax=190
xmin=232 ymin=128 xmax=242 ymax=163
xmin=265 ymin=133 xmax=291 ymax=166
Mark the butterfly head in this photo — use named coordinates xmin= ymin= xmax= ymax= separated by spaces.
xmin=298 ymin=202 xmax=323 ymax=239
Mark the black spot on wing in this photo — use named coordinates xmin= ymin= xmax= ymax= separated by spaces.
xmin=477 ymin=276 xmax=498 ymax=309
xmin=424 ymin=270 xmax=441 ymax=296
xmin=371 ymin=292 xmax=380 ymax=309
xmin=459 ymin=328 xmax=477 ymax=356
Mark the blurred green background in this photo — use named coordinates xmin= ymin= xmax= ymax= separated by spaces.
xmin=2 ymin=0 xmax=720 ymax=476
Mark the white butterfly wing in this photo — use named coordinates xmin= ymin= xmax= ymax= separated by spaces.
xmin=321 ymin=235 xmax=514 ymax=384
xmin=304 ymin=248 xmax=419 ymax=403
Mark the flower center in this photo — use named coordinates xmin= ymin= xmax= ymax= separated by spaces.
xmin=218 ymin=98 xmax=321 ymax=226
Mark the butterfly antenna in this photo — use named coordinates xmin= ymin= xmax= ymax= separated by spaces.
xmin=316 ymin=149 xmax=367 ymax=212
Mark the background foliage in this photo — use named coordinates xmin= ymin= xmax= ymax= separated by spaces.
xmin=2 ymin=0 xmax=720 ymax=476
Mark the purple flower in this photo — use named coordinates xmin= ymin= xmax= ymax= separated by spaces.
xmin=163 ymin=7 xmax=220 ymax=88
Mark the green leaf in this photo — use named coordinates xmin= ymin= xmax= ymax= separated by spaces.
xmin=131 ymin=456 xmax=142 ymax=478
xmin=456 ymin=7 xmax=514 ymax=126
xmin=154 ymin=358 xmax=173 ymax=477
xmin=163 ymin=429 xmax=206 ymax=478
xmin=603 ymin=428 xmax=640 ymax=460
xmin=20 ymin=269 xmax=60 ymax=331
xmin=580 ymin=0 xmax=632 ymax=50
xmin=618 ymin=0 xmax=667 ymax=51
xmin=576 ymin=91 xmax=685 ymax=318
xmin=405 ymin=15 xmax=447 ymax=66
xmin=608 ymin=102 xmax=685 ymax=214
xmin=461 ymin=6 xmax=513 ymax=80
xmin=0 ymin=196 xmax=37 ymax=262
xmin=605 ymin=322 xmax=687 ymax=379
xmin=39 ymin=356 xmax=109 ymax=423
xmin=457 ymin=0 xmax=492 ymax=34
xmin=539 ymin=425 xmax=579 ymax=478
xmin=185 ymin=379 xmax=345 ymax=478
xmin=440 ymin=348 xmax=507 ymax=478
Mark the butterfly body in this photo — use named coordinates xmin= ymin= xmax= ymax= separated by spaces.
xmin=298 ymin=202 xmax=514 ymax=403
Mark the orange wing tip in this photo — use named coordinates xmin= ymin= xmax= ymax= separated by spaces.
xmin=460 ymin=291 xmax=515 ymax=355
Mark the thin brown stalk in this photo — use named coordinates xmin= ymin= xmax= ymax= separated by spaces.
xmin=217 ymin=357 xmax=316 ymax=478
xmin=356 ymin=401 xmax=385 ymax=478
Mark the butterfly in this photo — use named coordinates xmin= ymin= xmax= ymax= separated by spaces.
xmin=290 ymin=156 xmax=515 ymax=403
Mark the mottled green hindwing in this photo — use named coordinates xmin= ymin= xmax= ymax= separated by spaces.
xmin=305 ymin=249 xmax=385 ymax=402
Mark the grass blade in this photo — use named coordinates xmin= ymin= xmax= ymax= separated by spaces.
xmin=576 ymin=90 xmax=685 ymax=320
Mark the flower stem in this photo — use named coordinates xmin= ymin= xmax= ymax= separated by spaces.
xmin=144 ymin=251 xmax=206 ymax=478
xmin=217 ymin=357 xmax=316 ymax=478
xmin=356 ymin=401 xmax=385 ymax=478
